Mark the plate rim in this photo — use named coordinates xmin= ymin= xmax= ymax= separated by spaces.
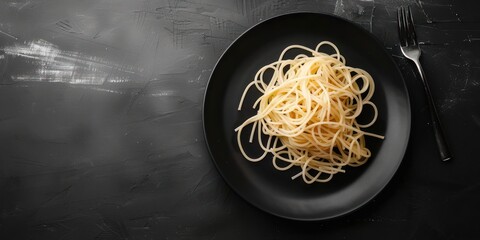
xmin=202 ymin=11 xmax=411 ymax=221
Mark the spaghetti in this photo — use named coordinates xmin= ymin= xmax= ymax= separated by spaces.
xmin=235 ymin=41 xmax=384 ymax=184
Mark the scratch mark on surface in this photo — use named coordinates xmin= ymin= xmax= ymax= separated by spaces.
xmin=2 ymin=39 xmax=139 ymax=85
xmin=391 ymin=54 xmax=403 ymax=59
xmin=149 ymin=90 xmax=177 ymax=97
xmin=418 ymin=41 xmax=450 ymax=46
xmin=127 ymin=103 xmax=197 ymax=124
xmin=41 ymin=185 xmax=72 ymax=207
xmin=130 ymin=174 xmax=150 ymax=192
xmin=419 ymin=0 xmax=462 ymax=21
xmin=440 ymin=90 xmax=464 ymax=113
xmin=0 ymin=29 xmax=18 ymax=40
xmin=96 ymin=218 xmax=129 ymax=240
xmin=31 ymin=221 xmax=73 ymax=236
xmin=463 ymin=64 xmax=471 ymax=90
xmin=369 ymin=5 xmax=375 ymax=32
xmin=463 ymin=35 xmax=480 ymax=43
xmin=191 ymin=170 xmax=211 ymax=194
xmin=56 ymin=20 xmax=76 ymax=34
xmin=136 ymin=10 xmax=147 ymax=28
xmin=384 ymin=5 xmax=392 ymax=17
xmin=129 ymin=214 xmax=170 ymax=222
xmin=418 ymin=1 xmax=452 ymax=7
xmin=10 ymin=155 xmax=50 ymax=167
xmin=202 ymin=34 xmax=233 ymax=41
xmin=416 ymin=0 xmax=462 ymax=23
xmin=416 ymin=0 xmax=433 ymax=23
xmin=125 ymin=78 xmax=152 ymax=114
xmin=88 ymin=87 xmax=127 ymax=94
xmin=155 ymin=33 xmax=161 ymax=56
xmin=429 ymin=19 xmax=462 ymax=24
xmin=8 ymin=0 xmax=32 ymax=11
xmin=415 ymin=24 xmax=440 ymax=30
xmin=449 ymin=62 xmax=473 ymax=90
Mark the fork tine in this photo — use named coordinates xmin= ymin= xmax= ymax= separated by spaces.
xmin=406 ymin=6 xmax=418 ymax=46
xmin=397 ymin=7 xmax=407 ymax=46
xmin=401 ymin=6 xmax=410 ymax=46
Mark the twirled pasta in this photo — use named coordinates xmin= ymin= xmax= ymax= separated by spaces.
xmin=235 ymin=41 xmax=384 ymax=184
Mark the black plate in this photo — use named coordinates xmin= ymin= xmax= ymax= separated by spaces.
xmin=202 ymin=12 xmax=411 ymax=221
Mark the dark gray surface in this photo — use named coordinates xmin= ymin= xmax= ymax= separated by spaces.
xmin=1 ymin=0 xmax=479 ymax=239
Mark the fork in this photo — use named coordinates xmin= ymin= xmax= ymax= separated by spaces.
xmin=397 ymin=6 xmax=452 ymax=161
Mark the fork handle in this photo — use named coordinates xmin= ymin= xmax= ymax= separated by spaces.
xmin=412 ymin=59 xmax=452 ymax=161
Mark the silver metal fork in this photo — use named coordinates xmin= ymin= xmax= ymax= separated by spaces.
xmin=397 ymin=6 xmax=452 ymax=161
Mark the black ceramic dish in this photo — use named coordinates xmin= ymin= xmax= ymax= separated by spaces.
xmin=203 ymin=12 xmax=411 ymax=220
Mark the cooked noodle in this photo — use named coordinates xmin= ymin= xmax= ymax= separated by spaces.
xmin=234 ymin=41 xmax=384 ymax=184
